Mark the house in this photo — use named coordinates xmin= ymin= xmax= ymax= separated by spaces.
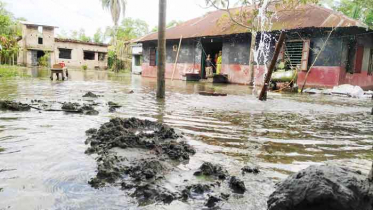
xmin=136 ymin=4 xmax=373 ymax=90
xmin=17 ymin=22 xmax=109 ymax=70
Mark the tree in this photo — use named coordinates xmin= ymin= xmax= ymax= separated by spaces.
xmin=100 ymin=0 xmax=127 ymax=72
xmin=69 ymin=29 xmax=92 ymax=42
xmin=157 ymin=0 xmax=167 ymax=99
xmin=325 ymin=0 xmax=373 ymax=28
xmin=151 ymin=20 xmax=182 ymax=32
xmin=116 ymin=18 xmax=149 ymax=41
xmin=0 ymin=0 xmax=22 ymax=65
xmin=205 ymin=0 xmax=319 ymax=86
xmin=93 ymin=28 xmax=105 ymax=43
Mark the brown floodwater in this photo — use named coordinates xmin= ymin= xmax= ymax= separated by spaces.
xmin=0 ymin=68 xmax=372 ymax=210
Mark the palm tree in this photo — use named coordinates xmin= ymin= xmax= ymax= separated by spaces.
xmin=100 ymin=0 xmax=126 ymax=71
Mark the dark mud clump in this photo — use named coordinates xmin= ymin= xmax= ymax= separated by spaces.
xmin=181 ymin=184 xmax=211 ymax=200
xmin=205 ymin=195 xmax=222 ymax=208
xmin=0 ymin=100 xmax=31 ymax=111
xmin=132 ymin=184 xmax=176 ymax=205
xmin=229 ymin=176 xmax=246 ymax=194
xmin=83 ymin=91 xmax=98 ymax=98
xmin=194 ymin=162 xmax=228 ymax=180
xmin=108 ymin=101 xmax=121 ymax=108
xmin=62 ymin=103 xmax=99 ymax=115
xmin=267 ymin=165 xmax=373 ymax=210
xmin=85 ymin=118 xmax=196 ymax=205
xmin=241 ymin=165 xmax=260 ymax=175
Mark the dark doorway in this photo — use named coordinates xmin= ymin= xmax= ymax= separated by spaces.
xmin=31 ymin=50 xmax=46 ymax=66
xmin=201 ymin=38 xmax=223 ymax=79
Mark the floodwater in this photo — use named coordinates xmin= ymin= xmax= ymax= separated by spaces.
xmin=0 ymin=68 xmax=372 ymax=210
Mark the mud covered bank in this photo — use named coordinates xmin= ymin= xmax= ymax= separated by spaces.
xmin=85 ymin=118 xmax=256 ymax=207
xmin=0 ymin=100 xmax=30 ymax=111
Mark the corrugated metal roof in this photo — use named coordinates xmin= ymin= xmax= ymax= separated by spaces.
xmin=20 ymin=21 xmax=59 ymax=28
xmin=138 ymin=4 xmax=366 ymax=42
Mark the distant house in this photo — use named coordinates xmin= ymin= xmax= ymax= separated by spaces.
xmin=17 ymin=22 xmax=109 ymax=70
xmin=136 ymin=4 xmax=373 ymax=90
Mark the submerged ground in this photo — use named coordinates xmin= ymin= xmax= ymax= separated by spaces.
xmin=0 ymin=68 xmax=372 ymax=210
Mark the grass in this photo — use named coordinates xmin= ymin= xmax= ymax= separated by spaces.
xmin=0 ymin=65 xmax=19 ymax=78
xmin=0 ymin=147 xmax=4 ymax=152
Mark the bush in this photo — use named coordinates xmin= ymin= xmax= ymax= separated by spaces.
xmin=82 ymin=65 xmax=88 ymax=70
xmin=38 ymin=52 xmax=50 ymax=67
xmin=0 ymin=65 xmax=18 ymax=78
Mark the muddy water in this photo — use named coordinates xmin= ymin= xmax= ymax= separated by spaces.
xmin=0 ymin=68 xmax=372 ymax=210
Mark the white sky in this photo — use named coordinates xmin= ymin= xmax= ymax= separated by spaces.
xmin=3 ymin=0 xmax=215 ymax=37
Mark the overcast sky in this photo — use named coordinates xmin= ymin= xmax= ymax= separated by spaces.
xmin=3 ymin=0 xmax=215 ymax=37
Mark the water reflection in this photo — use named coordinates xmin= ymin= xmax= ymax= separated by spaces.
xmin=0 ymin=68 xmax=372 ymax=210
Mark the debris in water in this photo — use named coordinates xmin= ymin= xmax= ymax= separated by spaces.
xmin=0 ymin=100 xmax=31 ymax=111
xmin=181 ymin=184 xmax=211 ymax=200
xmin=205 ymin=195 xmax=222 ymax=208
xmin=229 ymin=176 xmax=246 ymax=194
xmin=83 ymin=91 xmax=98 ymax=98
xmin=194 ymin=162 xmax=228 ymax=180
xmin=61 ymin=102 xmax=99 ymax=115
xmin=267 ymin=165 xmax=373 ymax=210
xmin=199 ymin=91 xmax=227 ymax=97
xmin=108 ymin=101 xmax=122 ymax=108
xmin=241 ymin=165 xmax=260 ymax=174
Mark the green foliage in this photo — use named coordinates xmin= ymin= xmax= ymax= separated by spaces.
xmin=82 ymin=64 xmax=88 ymax=70
xmin=325 ymin=0 xmax=373 ymax=28
xmin=0 ymin=65 xmax=18 ymax=78
xmin=93 ymin=28 xmax=105 ymax=43
xmin=151 ymin=20 xmax=183 ymax=32
xmin=38 ymin=52 xmax=50 ymax=67
xmin=100 ymin=0 xmax=126 ymax=27
xmin=0 ymin=0 xmax=22 ymax=65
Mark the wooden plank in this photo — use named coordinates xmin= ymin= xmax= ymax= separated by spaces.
xmin=171 ymin=36 xmax=183 ymax=81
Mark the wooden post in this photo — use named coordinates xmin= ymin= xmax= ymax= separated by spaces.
xmin=171 ymin=36 xmax=182 ymax=81
xmin=259 ymin=32 xmax=286 ymax=101
xmin=156 ymin=0 xmax=167 ymax=99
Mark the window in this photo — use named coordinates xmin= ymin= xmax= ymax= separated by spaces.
xmin=134 ymin=55 xmax=142 ymax=66
xmin=282 ymin=40 xmax=309 ymax=71
xmin=98 ymin=52 xmax=106 ymax=61
xmin=369 ymin=49 xmax=373 ymax=75
xmin=84 ymin=51 xmax=95 ymax=60
xmin=38 ymin=37 xmax=43 ymax=45
xmin=149 ymin=48 xmax=157 ymax=66
xmin=59 ymin=49 xmax=72 ymax=59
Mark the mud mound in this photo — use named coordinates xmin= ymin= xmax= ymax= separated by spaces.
xmin=205 ymin=195 xmax=222 ymax=208
xmin=241 ymin=165 xmax=260 ymax=174
xmin=132 ymin=184 xmax=176 ymax=205
xmin=181 ymin=184 xmax=211 ymax=200
xmin=83 ymin=91 xmax=98 ymax=98
xmin=267 ymin=165 xmax=373 ymax=210
xmin=194 ymin=162 xmax=228 ymax=180
xmin=0 ymin=100 xmax=30 ymax=111
xmin=62 ymin=103 xmax=99 ymax=115
xmin=85 ymin=118 xmax=196 ymax=205
xmin=229 ymin=176 xmax=246 ymax=194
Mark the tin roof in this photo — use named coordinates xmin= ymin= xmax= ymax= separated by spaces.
xmin=138 ymin=4 xmax=366 ymax=42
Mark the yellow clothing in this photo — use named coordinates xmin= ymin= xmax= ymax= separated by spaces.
xmin=216 ymin=56 xmax=222 ymax=75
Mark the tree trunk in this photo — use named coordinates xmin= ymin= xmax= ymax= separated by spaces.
xmin=249 ymin=31 xmax=256 ymax=86
xmin=157 ymin=0 xmax=167 ymax=99
xmin=369 ymin=161 xmax=373 ymax=181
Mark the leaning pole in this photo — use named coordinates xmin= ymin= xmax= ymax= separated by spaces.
xmin=156 ymin=0 xmax=167 ymax=99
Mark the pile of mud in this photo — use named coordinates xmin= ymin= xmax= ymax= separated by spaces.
xmin=0 ymin=100 xmax=30 ymax=111
xmin=85 ymin=118 xmax=250 ymax=207
xmin=62 ymin=102 xmax=99 ymax=115
xmin=83 ymin=91 xmax=99 ymax=98
xmin=268 ymin=165 xmax=373 ymax=210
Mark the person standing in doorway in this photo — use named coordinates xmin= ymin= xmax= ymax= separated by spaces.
xmin=216 ymin=51 xmax=222 ymax=75
xmin=205 ymin=54 xmax=213 ymax=78
xmin=213 ymin=53 xmax=218 ymax=74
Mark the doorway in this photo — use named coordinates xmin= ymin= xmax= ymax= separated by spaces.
xmin=201 ymin=38 xmax=223 ymax=79
xmin=31 ymin=50 xmax=46 ymax=66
